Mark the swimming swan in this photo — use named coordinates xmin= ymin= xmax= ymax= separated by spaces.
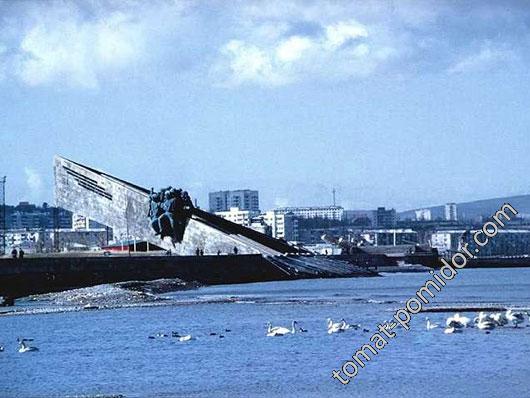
xmin=267 ymin=321 xmax=297 ymax=337
xmin=476 ymin=319 xmax=496 ymax=330
xmin=426 ymin=317 xmax=439 ymax=330
xmin=18 ymin=341 xmax=39 ymax=353
xmin=327 ymin=318 xmax=344 ymax=334
xmin=446 ymin=313 xmax=471 ymax=328
xmin=178 ymin=334 xmax=193 ymax=342
xmin=443 ymin=326 xmax=462 ymax=334
xmin=506 ymin=309 xmax=525 ymax=328
xmin=490 ymin=312 xmax=508 ymax=326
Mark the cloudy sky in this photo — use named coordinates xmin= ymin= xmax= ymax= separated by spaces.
xmin=1 ymin=0 xmax=530 ymax=210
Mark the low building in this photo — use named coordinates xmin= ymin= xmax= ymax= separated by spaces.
xmin=297 ymin=226 xmax=347 ymax=245
xmin=303 ymin=243 xmax=342 ymax=255
xmin=431 ymin=229 xmax=530 ymax=256
xmin=4 ymin=229 xmax=44 ymax=253
xmin=359 ymin=229 xmax=418 ymax=246
xmin=102 ymin=240 xmax=163 ymax=253
xmin=4 ymin=228 xmax=111 ymax=253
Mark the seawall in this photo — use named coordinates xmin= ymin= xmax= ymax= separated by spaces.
xmin=0 ymin=253 xmax=374 ymax=305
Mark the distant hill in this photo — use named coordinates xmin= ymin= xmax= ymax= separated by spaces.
xmin=398 ymin=194 xmax=530 ymax=221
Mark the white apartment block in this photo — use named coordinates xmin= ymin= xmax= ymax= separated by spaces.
xmin=274 ymin=206 xmax=344 ymax=221
xmin=415 ymin=208 xmax=432 ymax=221
xmin=215 ymin=207 xmax=259 ymax=226
xmin=445 ymin=203 xmax=458 ymax=221
xmin=264 ymin=210 xmax=298 ymax=241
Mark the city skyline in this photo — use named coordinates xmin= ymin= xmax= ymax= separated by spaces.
xmin=2 ymin=1 xmax=530 ymax=210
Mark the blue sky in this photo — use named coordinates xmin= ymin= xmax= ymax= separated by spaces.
xmin=1 ymin=0 xmax=530 ymax=211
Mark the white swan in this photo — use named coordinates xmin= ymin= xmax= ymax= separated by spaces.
xmin=443 ymin=326 xmax=462 ymax=334
xmin=490 ymin=312 xmax=508 ymax=326
xmin=267 ymin=321 xmax=296 ymax=337
xmin=473 ymin=311 xmax=492 ymax=325
xmin=339 ymin=319 xmax=351 ymax=330
xmin=426 ymin=317 xmax=439 ymax=330
xmin=327 ymin=318 xmax=344 ymax=334
xmin=178 ymin=334 xmax=193 ymax=342
xmin=476 ymin=319 xmax=496 ymax=330
xmin=506 ymin=309 xmax=525 ymax=328
xmin=446 ymin=313 xmax=471 ymax=328
xmin=18 ymin=341 xmax=39 ymax=353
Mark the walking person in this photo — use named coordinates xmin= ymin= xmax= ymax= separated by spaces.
xmin=11 ymin=248 xmax=17 ymax=259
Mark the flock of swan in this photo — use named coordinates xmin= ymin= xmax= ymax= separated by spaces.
xmin=147 ymin=318 xmax=366 ymax=341
xmin=266 ymin=318 xmax=371 ymax=336
xmin=426 ymin=309 xmax=529 ymax=334
xmin=2 ymin=309 xmax=527 ymax=352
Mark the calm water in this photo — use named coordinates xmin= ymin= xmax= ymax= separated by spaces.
xmin=1 ymin=268 xmax=530 ymax=397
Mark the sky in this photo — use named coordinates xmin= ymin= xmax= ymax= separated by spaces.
xmin=1 ymin=0 xmax=530 ymax=211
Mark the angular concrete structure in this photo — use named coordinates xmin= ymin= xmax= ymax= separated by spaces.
xmin=54 ymin=156 xmax=300 ymax=255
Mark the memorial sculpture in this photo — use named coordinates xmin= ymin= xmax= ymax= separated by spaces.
xmin=148 ymin=186 xmax=194 ymax=243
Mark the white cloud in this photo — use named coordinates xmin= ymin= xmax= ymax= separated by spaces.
xmin=1 ymin=1 xmax=530 ymax=89
xmin=1 ymin=1 xmax=191 ymax=88
xmin=14 ymin=5 xmax=146 ymax=88
xmin=324 ymin=20 xmax=368 ymax=50
xmin=448 ymin=43 xmax=517 ymax=74
xmin=276 ymin=36 xmax=313 ymax=63
xmin=220 ymin=40 xmax=286 ymax=86
xmin=214 ymin=1 xmax=421 ymax=87
xmin=215 ymin=17 xmax=393 ymax=86
xmin=213 ymin=1 xmax=530 ymax=87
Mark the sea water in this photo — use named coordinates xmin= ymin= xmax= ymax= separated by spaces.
xmin=1 ymin=268 xmax=529 ymax=397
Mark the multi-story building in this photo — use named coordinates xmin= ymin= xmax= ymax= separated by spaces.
xmin=209 ymin=190 xmax=260 ymax=213
xmin=376 ymin=207 xmax=397 ymax=228
xmin=8 ymin=202 xmax=72 ymax=230
xmin=415 ymin=208 xmax=432 ymax=221
xmin=273 ymin=206 xmax=344 ymax=221
xmin=214 ymin=207 xmax=259 ymax=226
xmin=444 ymin=203 xmax=458 ymax=221
xmin=264 ymin=210 xmax=299 ymax=241
xmin=343 ymin=210 xmax=374 ymax=226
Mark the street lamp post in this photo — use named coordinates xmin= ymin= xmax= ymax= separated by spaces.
xmin=1 ymin=176 xmax=6 ymax=256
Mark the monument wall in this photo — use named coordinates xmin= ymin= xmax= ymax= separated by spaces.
xmin=54 ymin=156 xmax=259 ymax=255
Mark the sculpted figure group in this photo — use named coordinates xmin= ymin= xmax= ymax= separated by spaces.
xmin=148 ymin=186 xmax=193 ymax=243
